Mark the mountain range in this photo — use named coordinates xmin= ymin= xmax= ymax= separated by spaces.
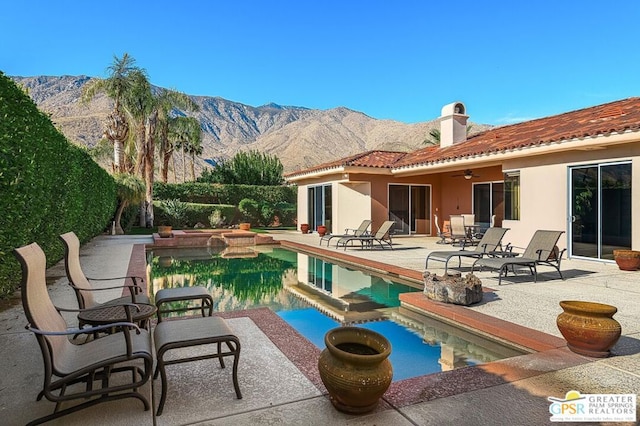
xmin=12 ymin=75 xmax=490 ymax=175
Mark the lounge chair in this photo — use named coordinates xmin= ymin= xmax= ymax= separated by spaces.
xmin=336 ymin=220 xmax=395 ymax=250
xmin=425 ymin=227 xmax=510 ymax=275
xmin=319 ymin=219 xmax=371 ymax=247
xmin=60 ymin=232 xmax=150 ymax=327
xmin=13 ymin=242 xmax=153 ymax=426
xmin=472 ymin=230 xmax=566 ymax=285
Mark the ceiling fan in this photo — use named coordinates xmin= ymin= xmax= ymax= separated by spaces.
xmin=451 ymin=169 xmax=480 ymax=180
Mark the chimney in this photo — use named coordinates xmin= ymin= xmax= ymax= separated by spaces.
xmin=439 ymin=102 xmax=468 ymax=148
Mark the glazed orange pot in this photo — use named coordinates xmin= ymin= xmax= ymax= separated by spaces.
xmin=556 ymin=300 xmax=621 ymax=358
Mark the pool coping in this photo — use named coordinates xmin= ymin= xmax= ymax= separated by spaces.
xmin=137 ymin=242 xmax=598 ymax=410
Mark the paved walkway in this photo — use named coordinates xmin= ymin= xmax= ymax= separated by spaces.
xmin=1 ymin=232 xmax=638 ymax=425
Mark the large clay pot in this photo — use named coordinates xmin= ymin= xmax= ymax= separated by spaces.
xmin=300 ymin=224 xmax=310 ymax=234
xmin=613 ymin=249 xmax=640 ymax=271
xmin=317 ymin=225 xmax=327 ymax=237
xmin=318 ymin=327 xmax=392 ymax=414
xmin=556 ymin=301 xmax=621 ymax=358
xmin=158 ymin=225 xmax=172 ymax=238
xmin=238 ymin=222 xmax=251 ymax=231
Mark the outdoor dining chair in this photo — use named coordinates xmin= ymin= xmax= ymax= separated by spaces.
xmin=13 ymin=242 xmax=153 ymax=426
xmin=60 ymin=232 xmax=150 ymax=328
xmin=434 ymin=214 xmax=451 ymax=244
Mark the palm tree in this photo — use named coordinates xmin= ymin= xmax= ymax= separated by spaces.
xmin=157 ymin=96 xmax=199 ymax=183
xmin=187 ymin=138 xmax=203 ymax=181
xmin=82 ymin=53 xmax=140 ymax=172
xmin=168 ymin=116 xmax=202 ymax=182
xmin=424 ymin=125 xmax=474 ymax=145
xmin=424 ymin=128 xmax=440 ymax=145
xmin=113 ymin=173 xmax=145 ymax=234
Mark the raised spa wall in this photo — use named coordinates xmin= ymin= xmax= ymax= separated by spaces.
xmin=151 ymin=229 xmax=277 ymax=248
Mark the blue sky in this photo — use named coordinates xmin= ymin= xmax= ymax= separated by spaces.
xmin=2 ymin=1 xmax=639 ymax=124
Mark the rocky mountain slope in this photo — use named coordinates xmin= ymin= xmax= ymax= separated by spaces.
xmin=12 ymin=75 xmax=488 ymax=174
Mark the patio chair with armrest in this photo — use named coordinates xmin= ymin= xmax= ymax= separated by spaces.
xmin=449 ymin=215 xmax=471 ymax=246
xmin=319 ymin=219 xmax=371 ymax=247
xmin=13 ymin=242 xmax=153 ymax=426
xmin=472 ymin=230 xmax=566 ymax=285
xmin=60 ymin=232 xmax=150 ymax=327
xmin=425 ymin=227 xmax=510 ymax=275
xmin=336 ymin=220 xmax=395 ymax=250
xmin=434 ymin=214 xmax=451 ymax=244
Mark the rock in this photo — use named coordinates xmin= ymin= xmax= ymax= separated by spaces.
xmin=423 ymin=271 xmax=483 ymax=305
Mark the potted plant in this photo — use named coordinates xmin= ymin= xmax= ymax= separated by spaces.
xmin=159 ymin=199 xmax=188 ymax=237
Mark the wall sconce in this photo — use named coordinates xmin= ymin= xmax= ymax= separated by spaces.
xmin=343 ymin=173 xmax=349 ymax=179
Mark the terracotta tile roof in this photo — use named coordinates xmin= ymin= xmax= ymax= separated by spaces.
xmin=285 ymin=150 xmax=407 ymax=177
xmin=394 ymin=97 xmax=640 ymax=168
xmin=286 ymin=97 xmax=640 ymax=178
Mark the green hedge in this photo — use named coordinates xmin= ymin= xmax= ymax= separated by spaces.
xmin=0 ymin=72 xmax=117 ymax=298
xmin=154 ymin=182 xmax=296 ymax=205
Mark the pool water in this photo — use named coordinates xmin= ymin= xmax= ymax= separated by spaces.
xmin=148 ymin=246 xmax=525 ymax=381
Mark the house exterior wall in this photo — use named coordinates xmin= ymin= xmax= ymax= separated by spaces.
xmin=290 ymin=130 xmax=639 ymax=259
xmin=502 ymin=143 xmax=640 ymax=252
xmin=335 ymin=182 xmax=371 ymax=235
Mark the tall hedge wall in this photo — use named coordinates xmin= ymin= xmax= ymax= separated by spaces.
xmin=0 ymin=72 xmax=117 ymax=298
xmin=154 ymin=182 xmax=296 ymax=205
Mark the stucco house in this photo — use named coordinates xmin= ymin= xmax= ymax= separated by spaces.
xmin=285 ymin=98 xmax=640 ymax=263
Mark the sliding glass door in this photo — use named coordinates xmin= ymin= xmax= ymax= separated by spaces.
xmin=472 ymin=182 xmax=504 ymax=230
xmin=307 ymin=185 xmax=332 ymax=231
xmin=570 ymin=162 xmax=632 ymax=260
xmin=388 ymin=184 xmax=430 ymax=235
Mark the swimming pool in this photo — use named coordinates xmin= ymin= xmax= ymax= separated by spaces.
xmin=148 ymin=245 xmax=525 ymax=380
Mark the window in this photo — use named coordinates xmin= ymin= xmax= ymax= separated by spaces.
xmin=504 ymin=172 xmax=520 ymax=220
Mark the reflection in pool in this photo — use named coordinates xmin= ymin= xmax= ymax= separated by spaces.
xmin=148 ymin=246 xmax=525 ymax=380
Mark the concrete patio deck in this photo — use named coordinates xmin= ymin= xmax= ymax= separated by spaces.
xmin=1 ymin=231 xmax=638 ymax=425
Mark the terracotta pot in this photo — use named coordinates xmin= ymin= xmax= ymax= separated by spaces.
xmin=556 ymin=300 xmax=621 ymax=358
xmin=613 ymin=249 xmax=640 ymax=271
xmin=300 ymin=224 xmax=310 ymax=234
xmin=158 ymin=225 xmax=172 ymax=238
xmin=239 ymin=222 xmax=251 ymax=231
xmin=318 ymin=327 xmax=392 ymax=414
xmin=317 ymin=225 xmax=327 ymax=237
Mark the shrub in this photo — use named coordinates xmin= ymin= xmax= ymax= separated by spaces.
xmin=208 ymin=210 xmax=226 ymax=228
xmin=159 ymin=199 xmax=188 ymax=228
xmin=260 ymin=204 xmax=276 ymax=227
xmin=154 ymin=202 xmax=236 ymax=228
xmin=275 ymin=202 xmax=297 ymax=226
xmin=238 ymin=198 xmax=260 ymax=224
